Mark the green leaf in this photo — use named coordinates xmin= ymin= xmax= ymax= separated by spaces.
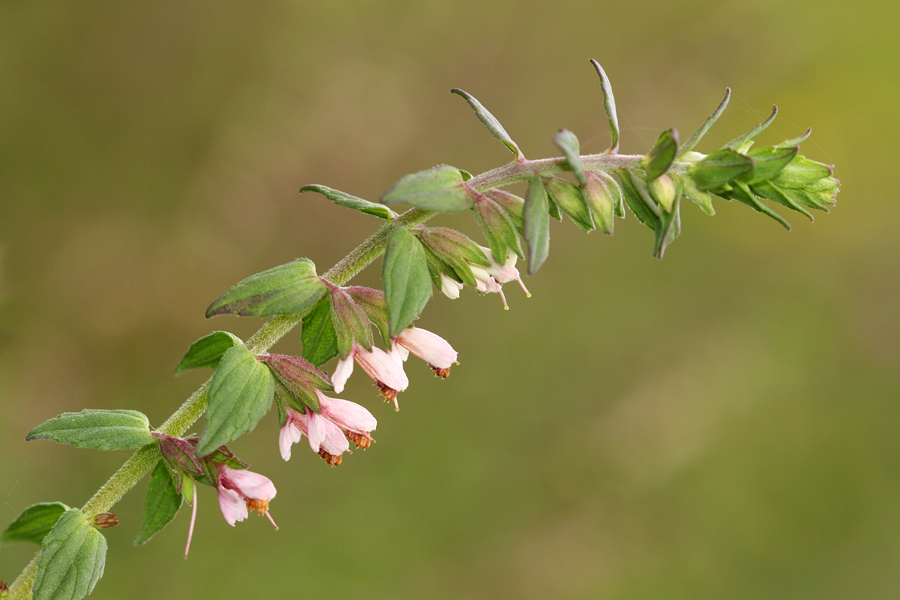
xmin=134 ymin=461 xmax=183 ymax=546
xmin=346 ymin=286 xmax=391 ymax=346
xmin=206 ymin=258 xmax=327 ymax=319
xmin=26 ymin=410 xmax=154 ymax=451
xmin=676 ymin=174 xmax=715 ymax=216
xmin=723 ymin=105 xmax=778 ymax=151
xmin=776 ymin=128 xmax=812 ymax=149
xmin=523 ymin=175 xmax=550 ymax=275
xmin=451 ymin=88 xmax=523 ymax=160
xmin=2 ymin=503 xmax=69 ymax=546
xmin=618 ymin=170 xmax=660 ymax=230
xmin=175 ymin=331 xmax=243 ymax=375
xmin=300 ymin=184 xmax=397 ymax=220
xmin=553 ymin=129 xmax=586 ymax=185
xmin=589 ymin=59 xmax=620 ymax=153
xmin=740 ymin=146 xmax=798 ymax=185
xmin=725 ymin=180 xmax=792 ymax=230
xmin=196 ymin=344 xmax=275 ymax=456
xmin=642 ymin=129 xmax=679 ymax=180
xmin=541 ymin=176 xmax=594 ymax=232
xmin=484 ymin=189 xmax=525 ymax=233
xmin=33 ymin=509 xmax=106 ymax=600
xmin=329 ymin=286 xmax=373 ymax=356
xmin=690 ymin=149 xmax=754 ymax=191
xmin=653 ymin=195 xmax=682 ymax=259
xmin=771 ymin=155 xmax=833 ymax=187
xmin=301 ymin=296 xmax=339 ymax=367
xmin=474 ymin=195 xmax=522 ymax=262
xmin=381 ymin=165 xmax=474 ymax=212
xmin=383 ymin=227 xmax=432 ymax=338
xmin=678 ymin=88 xmax=731 ymax=156
xmin=749 ymin=180 xmax=815 ymax=221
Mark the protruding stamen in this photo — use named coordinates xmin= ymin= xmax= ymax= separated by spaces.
xmin=185 ymin=485 xmax=197 ymax=559
xmin=347 ymin=431 xmax=373 ymax=449
xmin=431 ymin=365 xmax=451 ymax=378
xmin=319 ymin=450 xmax=342 ymax=466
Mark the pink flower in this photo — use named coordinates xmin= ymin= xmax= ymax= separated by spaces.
xmin=332 ymin=341 xmax=409 ymax=408
xmin=391 ymin=327 xmax=458 ymax=378
xmin=216 ymin=464 xmax=278 ymax=529
xmin=467 ymin=247 xmax=530 ymax=309
xmin=280 ymin=390 xmax=377 ymax=465
xmin=439 ymin=273 xmax=464 ymax=299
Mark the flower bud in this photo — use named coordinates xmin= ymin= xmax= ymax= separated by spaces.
xmin=92 ymin=513 xmax=119 ymax=529
xmin=648 ymin=174 xmax=677 ymax=213
xmin=583 ymin=171 xmax=621 ymax=234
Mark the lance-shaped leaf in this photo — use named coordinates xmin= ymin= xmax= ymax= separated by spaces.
xmin=301 ymin=296 xmax=339 ymax=367
xmin=618 ymin=170 xmax=661 ymax=230
xmin=2 ymin=503 xmax=69 ymax=546
xmin=723 ymin=105 xmax=778 ymax=152
xmin=690 ymin=149 xmax=754 ymax=191
xmin=175 ymin=331 xmax=243 ymax=375
xmin=300 ymin=184 xmax=397 ymax=220
xmin=26 ymin=410 xmax=154 ymax=451
xmin=33 ymin=508 xmax=106 ymax=600
xmin=642 ymin=129 xmax=679 ymax=180
xmin=381 ymin=165 xmax=474 ymax=212
xmin=523 ymin=175 xmax=550 ymax=275
xmin=329 ymin=285 xmax=374 ymax=356
xmin=541 ymin=175 xmax=594 ymax=232
xmin=553 ymin=129 xmax=586 ymax=185
xmin=206 ymin=258 xmax=327 ymax=319
xmin=451 ymin=88 xmax=524 ymax=161
xmin=739 ymin=146 xmax=798 ymax=185
xmin=589 ymin=59 xmax=619 ymax=153
xmin=134 ymin=461 xmax=183 ymax=546
xmin=383 ymin=227 xmax=432 ymax=337
xmin=679 ymin=88 xmax=731 ymax=156
xmin=196 ymin=344 xmax=275 ymax=456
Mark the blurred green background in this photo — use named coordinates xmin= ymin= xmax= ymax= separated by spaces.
xmin=2 ymin=0 xmax=898 ymax=598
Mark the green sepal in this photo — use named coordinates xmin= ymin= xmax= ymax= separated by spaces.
xmin=547 ymin=196 xmax=563 ymax=221
xmin=749 ymin=180 xmax=815 ymax=221
xmin=675 ymin=174 xmax=715 ymax=216
xmin=260 ymin=354 xmax=330 ymax=413
xmin=175 ymin=331 xmax=243 ymax=375
xmin=346 ymin=286 xmax=391 ymax=346
xmin=653 ymin=194 xmax=683 ymax=259
xmin=33 ymin=509 xmax=107 ymax=600
xmin=648 ymin=174 xmax=678 ymax=214
xmin=416 ymin=227 xmax=490 ymax=287
xmin=300 ymin=184 xmax=397 ymax=220
xmin=541 ymin=176 xmax=594 ymax=231
xmin=26 ymin=410 xmax=155 ymax=451
xmin=381 ymin=165 xmax=474 ymax=212
xmin=775 ymin=128 xmax=812 ymax=149
xmin=196 ymin=344 xmax=275 ymax=456
xmin=206 ymin=258 xmax=327 ymax=319
xmin=300 ymin=296 xmax=339 ymax=367
xmin=589 ymin=59 xmax=620 ymax=153
xmin=582 ymin=171 xmax=622 ymax=234
xmin=134 ymin=461 xmax=183 ymax=546
xmin=739 ymin=146 xmax=798 ymax=185
xmin=553 ymin=129 xmax=587 ymax=185
xmin=451 ymin=89 xmax=524 ymax=160
xmin=273 ymin=381 xmax=290 ymax=426
xmin=771 ymin=155 xmax=833 ymax=187
xmin=690 ymin=149 xmax=754 ymax=191
xmin=642 ymin=129 xmax=679 ymax=180
xmin=484 ymin=189 xmax=525 ymax=233
xmin=2 ymin=503 xmax=69 ymax=546
xmin=523 ymin=175 xmax=550 ymax=275
xmin=678 ymin=88 xmax=731 ymax=156
xmin=473 ymin=195 xmax=523 ymax=262
xmin=617 ymin=170 xmax=661 ymax=230
xmin=723 ymin=105 xmax=778 ymax=151
xmin=723 ymin=180 xmax=791 ymax=230
xmin=329 ymin=285 xmax=373 ymax=356
xmin=383 ymin=227 xmax=432 ymax=337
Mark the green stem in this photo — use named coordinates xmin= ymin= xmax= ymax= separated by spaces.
xmin=8 ymin=154 xmax=651 ymax=599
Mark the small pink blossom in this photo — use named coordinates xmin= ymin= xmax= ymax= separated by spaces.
xmin=216 ymin=464 xmax=278 ymax=529
xmin=332 ymin=341 xmax=408 ymax=408
xmin=439 ymin=273 xmax=464 ymax=299
xmin=391 ymin=327 xmax=458 ymax=378
xmin=280 ymin=390 xmax=377 ymax=465
xmin=467 ymin=247 xmax=530 ymax=309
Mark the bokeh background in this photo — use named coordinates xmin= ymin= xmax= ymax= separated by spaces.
xmin=2 ymin=1 xmax=898 ymax=598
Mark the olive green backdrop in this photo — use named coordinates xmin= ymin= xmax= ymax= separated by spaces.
xmin=2 ymin=1 xmax=898 ymax=598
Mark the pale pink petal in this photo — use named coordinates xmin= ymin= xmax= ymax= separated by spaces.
xmin=308 ymin=411 xmax=349 ymax=455
xmin=279 ymin=421 xmax=302 ymax=461
xmin=356 ymin=345 xmax=409 ymax=392
xmin=217 ymin=486 xmax=247 ymax=526
xmin=318 ymin=391 xmax=377 ymax=433
xmin=396 ymin=327 xmax=457 ymax=369
xmin=390 ymin=341 xmax=410 ymax=363
xmin=439 ymin=273 xmax=462 ymax=299
xmin=332 ymin=354 xmax=355 ymax=393
xmin=305 ymin=411 xmax=326 ymax=452
xmin=222 ymin=468 xmax=277 ymax=501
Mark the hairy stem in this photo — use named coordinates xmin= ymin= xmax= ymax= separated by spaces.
xmin=9 ymin=154 xmax=648 ymax=599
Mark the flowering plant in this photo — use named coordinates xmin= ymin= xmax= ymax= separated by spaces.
xmin=0 ymin=60 xmax=839 ymax=600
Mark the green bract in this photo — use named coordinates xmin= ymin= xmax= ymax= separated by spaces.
xmin=451 ymin=88 xmax=524 ymax=160
xmin=381 ymin=165 xmax=474 ymax=212
xmin=300 ymin=184 xmax=397 ymax=220
xmin=523 ymin=175 xmax=550 ymax=274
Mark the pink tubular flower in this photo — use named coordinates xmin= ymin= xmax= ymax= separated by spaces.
xmin=332 ymin=341 xmax=409 ymax=408
xmin=216 ymin=464 xmax=278 ymax=529
xmin=391 ymin=326 xmax=458 ymax=378
xmin=439 ymin=273 xmax=464 ymax=299
xmin=467 ymin=247 xmax=530 ymax=309
xmin=279 ymin=390 xmax=377 ymax=465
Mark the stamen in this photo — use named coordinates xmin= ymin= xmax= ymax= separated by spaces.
xmin=347 ymin=431 xmax=373 ymax=448
xmin=319 ymin=450 xmax=342 ymax=466
xmin=184 ymin=485 xmax=197 ymax=559
xmin=264 ymin=510 xmax=279 ymax=529
xmin=498 ymin=287 xmax=509 ymax=310
xmin=516 ymin=275 xmax=531 ymax=297
xmin=245 ymin=498 xmax=270 ymax=515
xmin=431 ymin=366 xmax=451 ymax=378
